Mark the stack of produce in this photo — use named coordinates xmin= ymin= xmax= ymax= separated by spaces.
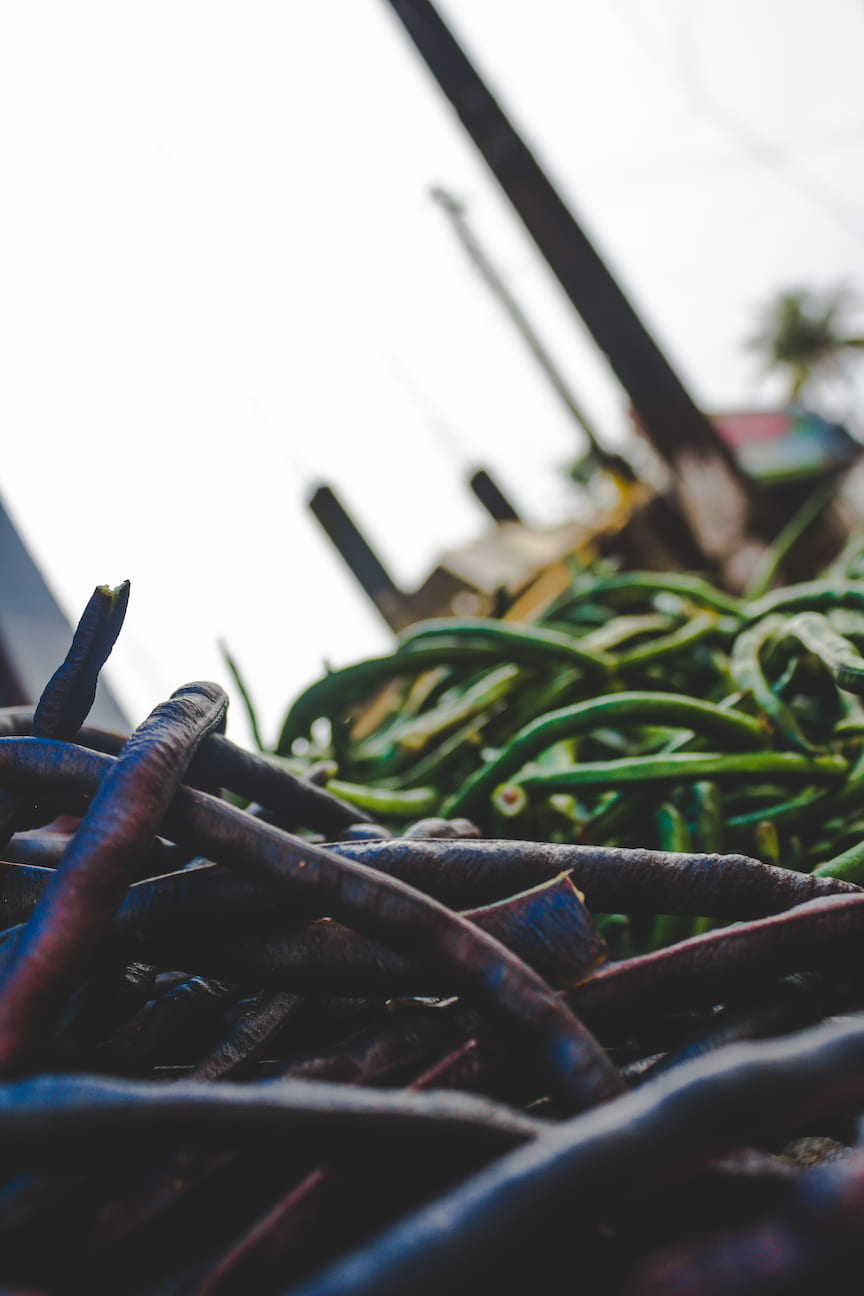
xmin=4 ymin=553 xmax=864 ymax=1294
xmin=279 ymin=542 xmax=864 ymax=919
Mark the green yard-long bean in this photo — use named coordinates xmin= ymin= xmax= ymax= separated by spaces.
xmin=443 ymin=693 xmax=768 ymax=819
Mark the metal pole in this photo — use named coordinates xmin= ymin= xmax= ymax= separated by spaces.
xmin=432 ymin=186 xmax=607 ymax=461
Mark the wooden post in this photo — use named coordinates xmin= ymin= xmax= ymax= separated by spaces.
xmin=469 ymin=468 xmax=522 ymax=523
xmin=308 ymin=485 xmax=405 ymax=629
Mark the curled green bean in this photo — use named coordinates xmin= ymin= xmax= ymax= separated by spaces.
xmin=812 ymin=837 xmax=864 ymax=883
xmin=357 ymin=665 xmax=520 ymax=765
xmin=324 ymin=780 xmax=438 ymax=821
xmin=518 ymin=751 xmax=849 ymax=798
xmin=729 ymin=615 xmax=814 ymax=752
xmin=746 ymin=580 xmax=864 ymax=622
xmin=650 ymin=804 xmax=694 ymax=948
xmin=277 ymin=644 xmax=514 ymax=752
xmin=614 ymin=613 xmax=729 ymax=670
xmin=781 ymin=611 xmax=864 ymax=695
xmin=397 ymin=618 xmax=615 ymax=681
xmin=569 ymin=571 xmax=745 ymax=617
xmin=443 ymin=693 xmax=768 ymax=819
xmin=579 ymin=613 xmax=674 ymax=652
xmin=518 ymin=751 xmax=847 ymax=795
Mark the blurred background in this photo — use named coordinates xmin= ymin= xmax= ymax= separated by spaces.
xmin=1 ymin=0 xmax=863 ymax=747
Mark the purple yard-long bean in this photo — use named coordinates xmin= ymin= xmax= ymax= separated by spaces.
xmin=0 ymin=834 xmax=856 ymax=954
xmin=95 ymin=976 xmax=234 ymax=1075
xmin=0 ymin=738 xmax=623 ymax=1109
xmin=629 ymin=1145 xmax=864 ymax=1295
xmin=2 ymin=831 xmax=183 ymax=878
xmin=278 ymin=1016 xmax=864 ymax=1296
xmin=0 ymin=863 xmax=602 ymax=999
xmin=0 ymin=863 xmax=57 ymax=930
xmin=30 ymin=583 xmax=130 ymax=740
xmin=567 ymin=893 xmax=864 ymax=1031
xmin=191 ymin=1039 xmax=489 ymax=1296
xmin=0 ymin=1071 xmax=542 ymax=1165
xmin=129 ymin=874 xmax=603 ymax=996
xmin=0 ymin=684 xmax=228 ymax=1075
xmin=75 ymin=1007 xmax=482 ymax=1277
xmin=633 ymin=973 xmax=831 ymax=1084
xmin=0 ymin=584 xmax=129 ymax=847
xmin=151 ymin=812 xmax=624 ymax=1109
xmin=0 ymin=707 xmax=370 ymax=835
xmin=189 ymin=991 xmax=305 ymax=1081
xmin=326 ymin=837 xmax=858 ymax=914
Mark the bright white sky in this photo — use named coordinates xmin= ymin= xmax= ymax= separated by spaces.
xmin=1 ymin=1 xmax=863 ymax=748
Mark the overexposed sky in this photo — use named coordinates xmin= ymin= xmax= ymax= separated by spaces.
xmin=1 ymin=1 xmax=863 ymax=748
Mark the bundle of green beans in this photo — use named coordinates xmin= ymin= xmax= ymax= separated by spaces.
xmin=274 ymin=536 xmax=864 ymax=950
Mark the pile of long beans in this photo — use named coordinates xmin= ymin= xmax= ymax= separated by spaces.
xmin=276 ymin=539 xmax=864 ymax=955
xmin=5 ymin=573 xmax=864 ymax=1293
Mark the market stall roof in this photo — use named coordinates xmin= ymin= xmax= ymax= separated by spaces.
xmin=713 ymin=407 xmax=861 ymax=487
